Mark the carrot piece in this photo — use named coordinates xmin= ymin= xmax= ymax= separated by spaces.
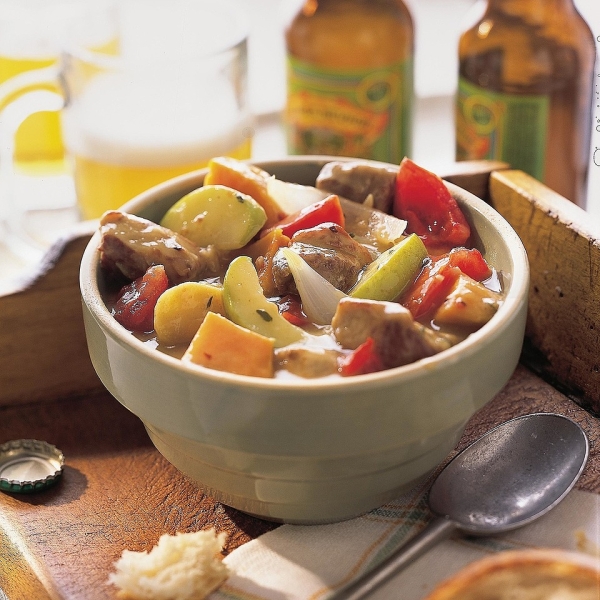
xmin=254 ymin=229 xmax=291 ymax=297
xmin=204 ymin=156 xmax=287 ymax=228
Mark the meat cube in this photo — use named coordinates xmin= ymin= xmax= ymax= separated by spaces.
xmin=99 ymin=211 xmax=217 ymax=285
xmin=332 ymin=297 xmax=449 ymax=369
xmin=316 ymin=161 xmax=397 ymax=213
xmin=271 ymin=223 xmax=374 ymax=295
xmin=274 ymin=346 xmax=342 ymax=379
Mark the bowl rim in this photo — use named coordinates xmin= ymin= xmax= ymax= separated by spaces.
xmin=80 ymin=157 xmax=530 ymax=391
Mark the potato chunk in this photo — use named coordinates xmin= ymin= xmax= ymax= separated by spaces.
xmin=154 ymin=282 xmax=225 ymax=347
xmin=160 ymin=185 xmax=267 ymax=250
xmin=204 ymin=156 xmax=287 ymax=227
xmin=433 ymin=274 xmax=501 ymax=331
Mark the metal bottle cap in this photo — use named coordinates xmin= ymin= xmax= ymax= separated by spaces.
xmin=0 ymin=439 xmax=64 ymax=493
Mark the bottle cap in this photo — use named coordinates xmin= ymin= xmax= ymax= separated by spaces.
xmin=0 ymin=439 xmax=64 ymax=493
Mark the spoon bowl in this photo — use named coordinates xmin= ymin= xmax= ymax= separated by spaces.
xmin=429 ymin=412 xmax=589 ymax=535
xmin=336 ymin=412 xmax=589 ymax=599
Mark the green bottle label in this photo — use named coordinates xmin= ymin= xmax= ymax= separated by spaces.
xmin=456 ymin=77 xmax=549 ymax=180
xmin=286 ymin=56 xmax=413 ymax=163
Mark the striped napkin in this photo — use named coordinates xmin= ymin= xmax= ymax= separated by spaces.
xmin=210 ymin=486 xmax=600 ymax=600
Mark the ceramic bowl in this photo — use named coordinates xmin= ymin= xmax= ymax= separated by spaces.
xmin=80 ymin=157 xmax=529 ymax=524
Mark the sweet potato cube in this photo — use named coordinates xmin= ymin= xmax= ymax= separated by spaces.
xmin=183 ymin=312 xmax=275 ymax=378
xmin=204 ymin=156 xmax=287 ymax=228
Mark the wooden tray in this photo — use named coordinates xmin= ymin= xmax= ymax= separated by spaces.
xmin=0 ymin=162 xmax=598 ymax=599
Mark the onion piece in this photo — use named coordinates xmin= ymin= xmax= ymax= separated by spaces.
xmin=281 ymin=247 xmax=347 ymax=326
xmin=267 ymin=177 xmax=327 ymax=215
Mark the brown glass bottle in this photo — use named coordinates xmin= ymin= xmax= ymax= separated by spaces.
xmin=456 ymin=0 xmax=595 ymax=207
xmin=285 ymin=0 xmax=414 ymax=164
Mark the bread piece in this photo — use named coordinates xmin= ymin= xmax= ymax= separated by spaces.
xmin=108 ymin=529 xmax=229 ymax=600
xmin=424 ymin=548 xmax=600 ymax=600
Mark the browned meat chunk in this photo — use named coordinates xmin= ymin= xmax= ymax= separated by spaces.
xmin=332 ymin=297 xmax=450 ymax=369
xmin=270 ymin=223 xmax=374 ymax=295
xmin=274 ymin=346 xmax=342 ymax=379
xmin=99 ymin=210 xmax=217 ymax=285
xmin=316 ymin=161 xmax=397 ymax=213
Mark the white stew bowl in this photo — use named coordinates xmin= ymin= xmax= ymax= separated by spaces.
xmin=80 ymin=157 xmax=529 ymax=524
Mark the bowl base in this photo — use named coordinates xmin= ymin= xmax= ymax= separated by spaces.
xmin=145 ymin=423 xmax=464 ymax=524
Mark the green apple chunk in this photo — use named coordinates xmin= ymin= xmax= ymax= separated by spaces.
xmin=160 ymin=184 xmax=267 ymax=250
xmin=349 ymin=233 xmax=428 ymax=302
xmin=223 ymin=256 xmax=305 ymax=348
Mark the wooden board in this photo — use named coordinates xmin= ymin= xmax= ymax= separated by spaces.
xmin=0 ymin=221 xmax=103 ymax=407
xmin=489 ymin=170 xmax=600 ymax=414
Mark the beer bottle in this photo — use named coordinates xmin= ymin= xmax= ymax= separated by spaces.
xmin=285 ymin=0 xmax=414 ymax=164
xmin=456 ymin=0 xmax=595 ymax=208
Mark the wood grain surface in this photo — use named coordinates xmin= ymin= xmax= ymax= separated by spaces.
xmin=0 ymin=221 xmax=102 ymax=408
xmin=0 ymin=390 xmax=277 ymax=600
xmin=489 ymin=170 xmax=600 ymax=414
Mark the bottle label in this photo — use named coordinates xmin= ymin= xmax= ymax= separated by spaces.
xmin=456 ymin=77 xmax=549 ymax=180
xmin=286 ymin=56 xmax=412 ymax=163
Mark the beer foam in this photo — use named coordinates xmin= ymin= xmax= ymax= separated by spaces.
xmin=62 ymin=72 xmax=250 ymax=167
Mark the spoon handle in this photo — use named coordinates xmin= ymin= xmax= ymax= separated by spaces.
xmin=333 ymin=517 xmax=456 ymax=600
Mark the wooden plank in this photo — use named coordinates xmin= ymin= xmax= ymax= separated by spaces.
xmin=489 ymin=170 xmax=600 ymax=414
xmin=0 ymin=221 xmax=104 ymax=407
xmin=0 ymin=525 xmax=59 ymax=600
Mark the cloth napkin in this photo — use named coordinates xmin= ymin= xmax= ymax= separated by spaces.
xmin=210 ymin=485 xmax=600 ymax=600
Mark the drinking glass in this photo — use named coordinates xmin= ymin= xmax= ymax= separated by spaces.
xmin=0 ymin=0 xmax=117 ymax=166
xmin=0 ymin=0 xmax=117 ymax=251
xmin=0 ymin=0 xmax=252 ymax=245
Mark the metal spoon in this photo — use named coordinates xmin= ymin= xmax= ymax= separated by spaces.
xmin=335 ymin=412 xmax=589 ymax=600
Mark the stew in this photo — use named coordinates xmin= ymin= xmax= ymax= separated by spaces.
xmin=98 ymin=157 xmax=503 ymax=380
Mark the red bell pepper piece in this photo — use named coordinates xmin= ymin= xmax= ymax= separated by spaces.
xmin=261 ymin=194 xmax=345 ymax=239
xmin=394 ymin=158 xmax=470 ymax=255
xmin=113 ymin=265 xmax=168 ymax=332
xmin=278 ymin=294 xmax=310 ymax=327
xmin=447 ymin=247 xmax=492 ymax=281
xmin=401 ymin=247 xmax=492 ymax=319
xmin=401 ymin=259 xmax=461 ymax=320
xmin=339 ymin=337 xmax=385 ymax=377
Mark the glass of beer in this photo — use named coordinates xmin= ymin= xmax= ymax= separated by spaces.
xmin=0 ymin=0 xmax=252 ymax=228
xmin=0 ymin=0 xmax=117 ymax=168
